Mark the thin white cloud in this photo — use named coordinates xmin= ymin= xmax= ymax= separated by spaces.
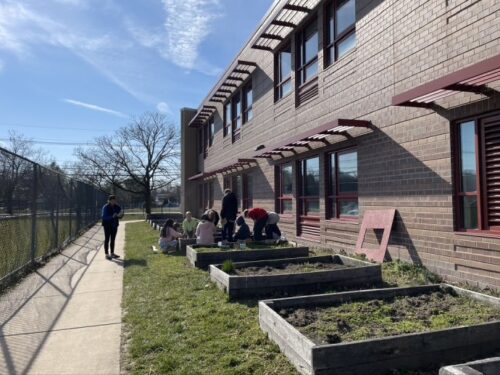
xmin=63 ymin=99 xmax=128 ymax=118
xmin=125 ymin=0 xmax=223 ymax=76
xmin=157 ymin=101 xmax=171 ymax=114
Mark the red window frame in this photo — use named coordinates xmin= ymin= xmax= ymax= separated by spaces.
xmin=325 ymin=0 xmax=356 ymax=66
xmin=296 ymin=18 xmax=319 ymax=87
xmin=208 ymin=117 xmax=215 ymax=146
xmin=276 ymin=163 xmax=293 ymax=215
xmin=453 ymin=112 xmax=500 ymax=234
xmin=242 ymin=82 xmax=253 ymax=124
xmin=275 ymin=44 xmax=292 ymax=101
xmin=232 ymin=93 xmax=242 ymax=143
xmin=223 ymin=102 xmax=231 ymax=138
xmin=298 ymin=156 xmax=320 ymax=218
xmin=327 ymin=148 xmax=358 ymax=220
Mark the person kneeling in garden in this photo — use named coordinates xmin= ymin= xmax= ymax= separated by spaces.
xmin=233 ymin=216 xmax=251 ymax=242
xmin=159 ymin=219 xmax=181 ymax=253
xmin=265 ymin=211 xmax=282 ymax=240
xmin=182 ymin=211 xmax=198 ymax=239
xmin=243 ymin=208 xmax=269 ymax=241
xmin=196 ymin=214 xmax=215 ymax=245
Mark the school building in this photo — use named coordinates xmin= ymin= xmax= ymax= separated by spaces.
xmin=180 ymin=0 xmax=500 ymax=289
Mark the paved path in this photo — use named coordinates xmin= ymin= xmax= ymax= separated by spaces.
xmin=0 ymin=222 xmax=134 ymax=375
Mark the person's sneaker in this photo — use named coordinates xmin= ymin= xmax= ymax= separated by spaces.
xmin=105 ymin=254 xmax=112 ymax=260
xmin=111 ymin=254 xmax=120 ymax=259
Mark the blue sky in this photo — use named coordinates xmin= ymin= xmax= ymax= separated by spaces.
xmin=0 ymin=0 xmax=272 ymax=163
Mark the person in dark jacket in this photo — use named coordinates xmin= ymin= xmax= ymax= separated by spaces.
xmin=243 ymin=207 xmax=269 ymax=241
xmin=220 ymin=189 xmax=238 ymax=242
xmin=101 ymin=195 xmax=122 ymax=260
xmin=233 ymin=216 xmax=251 ymax=242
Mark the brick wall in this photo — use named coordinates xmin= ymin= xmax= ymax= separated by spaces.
xmin=181 ymin=0 xmax=500 ymax=289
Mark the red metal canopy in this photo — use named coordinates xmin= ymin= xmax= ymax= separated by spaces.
xmin=392 ymin=54 xmax=500 ymax=108
xmin=254 ymin=119 xmax=372 ymax=158
xmin=188 ymin=159 xmax=257 ymax=182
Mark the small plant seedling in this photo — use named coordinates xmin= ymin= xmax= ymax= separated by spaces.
xmin=222 ymin=260 xmax=235 ymax=274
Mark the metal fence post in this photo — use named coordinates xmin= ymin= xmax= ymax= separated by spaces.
xmin=30 ymin=164 xmax=38 ymax=263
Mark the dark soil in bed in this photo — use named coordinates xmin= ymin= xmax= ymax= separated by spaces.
xmin=232 ymin=261 xmax=352 ymax=276
xmin=279 ymin=290 xmax=500 ymax=345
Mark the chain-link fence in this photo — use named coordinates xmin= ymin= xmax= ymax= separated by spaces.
xmin=0 ymin=147 xmax=108 ymax=286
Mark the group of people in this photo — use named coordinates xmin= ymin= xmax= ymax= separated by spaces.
xmin=99 ymin=191 xmax=284 ymax=257
xmin=158 ymin=188 xmax=284 ymax=252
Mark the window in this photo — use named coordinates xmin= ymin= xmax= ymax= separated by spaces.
xmin=232 ymin=93 xmax=242 ymax=142
xmin=197 ymin=128 xmax=203 ymax=155
xmin=243 ymin=82 xmax=253 ymax=123
xmin=242 ymin=174 xmax=253 ymax=210
xmin=203 ymin=123 xmax=209 ymax=158
xmin=208 ymin=181 xmax=214 ymax=209
xmin=223 ymin=176 xmax=231 ymax=190
xmin=454 ymin=114 xmax=500 ymax=232
xmin=277 ymin=163 xmax=293 ymax=214
xmin=327 ymin=149 xmax=358 ymax=219
xmin=299 ymin=157 xmax=320 ymax=216
xmin=209 ymin=117 xmax=215 ymax=146
xmin=297 ymin=19 xmax=319 ymax=87
xmin=224 ymin=102 xmax=232 ymax=137
xmin=275 ymin=44 xmax=292 ymax=100
xmin=326 ymin=0 xmax=356 ymax=65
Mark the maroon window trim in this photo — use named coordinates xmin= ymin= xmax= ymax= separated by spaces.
xmin=296 ymin=18 xmax=319 ymax=87
xmin=453 ymin=111 xmax=500 ymax=234
xmin=242 ymin=82 xmax=253 ymax=124
xmin=324 ymin=0 xmax=356 ymax=67
xmin=298 ymin=156 xmax=320 ymax=218
xmin=275 ymin=43 xmax=292 ymax=101
xmin=232 ymin=92 xmax=242 ymax=143
xmin=326 ymin=148 xmax=358 ymax=220
xmin=223 ymin=102 xmax=231 ymax=138
xmin=276 ymin=163 xmax=293 ymax=214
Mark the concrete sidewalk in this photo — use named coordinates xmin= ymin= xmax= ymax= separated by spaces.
xmin=0 ymin=222 xmax=130 ymax=375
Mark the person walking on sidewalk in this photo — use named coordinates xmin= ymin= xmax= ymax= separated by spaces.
xmin=101 ymin=195 xmax=122 ymax=260
xmin=243 ymin=207 xmax=269 ymax=241
xmin=220 ymin=189 xmax=238 ymax=242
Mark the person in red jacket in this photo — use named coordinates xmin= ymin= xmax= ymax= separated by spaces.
xmin=243 ymin=208 xmax=269 ymax=241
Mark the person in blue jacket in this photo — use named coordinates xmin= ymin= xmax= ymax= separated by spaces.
xmin=102 ymin=195 xmax=122 ymax=260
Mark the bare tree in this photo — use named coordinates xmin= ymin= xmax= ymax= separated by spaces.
xmin=74 ymin=112 xmax=180 ymax=213
xmin=0 ymin=131 xmax=48 ymax=214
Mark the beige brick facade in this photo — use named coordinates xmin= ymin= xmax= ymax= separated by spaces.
xmin=181 ymin=0 xmax=500 ymax=289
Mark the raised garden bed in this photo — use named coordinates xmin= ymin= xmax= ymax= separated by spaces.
xmin=440 ymin=357 xmax=500 ymax=375
xmin=259 ymin=285 xmax=500 ymax=375
xmin=210 ymin=255 xmax=382 ymax=299
xmin=178 ymin=238 xmax=196 ymax=255
xmin=186 ymin=243 xmax=308 ymax=270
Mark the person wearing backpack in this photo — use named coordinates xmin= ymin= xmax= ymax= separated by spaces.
xmin=101 ymin=195 xmax=123 ymax=260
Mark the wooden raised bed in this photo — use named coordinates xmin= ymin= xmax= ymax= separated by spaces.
xmin=178 ymin=238 xmax=196 ymax=255
xmin=440 ymin=357 xmax=500 ymax=375
xmin=209 ymin=255 xmax=382 ymax=299
xmin=186 ymin=244 xmax=309 ymax=270
xmin=259 ymin=285 xmax=500 ymax=375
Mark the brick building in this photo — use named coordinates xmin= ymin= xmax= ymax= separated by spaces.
xmin=181 ymin=0 xmax=500 ymax=289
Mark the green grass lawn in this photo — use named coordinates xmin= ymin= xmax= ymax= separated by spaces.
xmin=122 ymin=222 xmax=297 ymax=375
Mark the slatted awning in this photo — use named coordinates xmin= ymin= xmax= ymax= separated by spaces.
xmin=392 ymin=54 xmax=500 ymax=108
xmin=187 ymin=159 xmax=257 ymax=182
xmin=208 ymin=60 xmax=257 ymax=104
xmin=254 ymin=119 xmax=372 ymax=158
xmin=188 ymin=173 xmax=205 ymax=181
xmin=189 ymin=105 xmax=217 ymax=128
xmin=252 ymin=0 xmax=322 ymax=52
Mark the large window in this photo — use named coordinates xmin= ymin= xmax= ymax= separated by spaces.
xmin=277 ymin=163 xmax=293 ymax=214
xmin=232 ymin=93 xmax=242 ymax=142
xmin=224 ymin=102 xmax=232 ymax=137
xmin=243 ymin=82 xmax=253 ymax=124
xmin=327 ymin=149 xmax=358 ymax=219
xmin=297 ymin=19 xmax=319 ymax=87
xmin=326 ymin=0 xmax=356 ymax=65
xmin=454 ymin=114 xmax=500 ymax=232
xmin=299 ymin=157 xmax=320 ymax=216
xmin=275 ymin=44 xmax=292 ymax=101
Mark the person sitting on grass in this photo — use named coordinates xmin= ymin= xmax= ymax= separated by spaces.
xmin=233 ymin=216 xmax=251 ymax=242
xmin=182 ymin=211 xmax=198 ymax=239
xmin=159 ymin=219 xmax=181 ymax=253
xmin=173 ymin=222 xmax=182 ymax=235
xmin=243 ymin=208 xmax=269 ymax=241
xmin=196 ymin=214 xmax=215 ymax=245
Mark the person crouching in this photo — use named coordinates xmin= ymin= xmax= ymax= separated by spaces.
xmin=159 ymin=219 xmax=181 ymax=253
xmin=233 ymin=216 xmax=251 ymax=242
